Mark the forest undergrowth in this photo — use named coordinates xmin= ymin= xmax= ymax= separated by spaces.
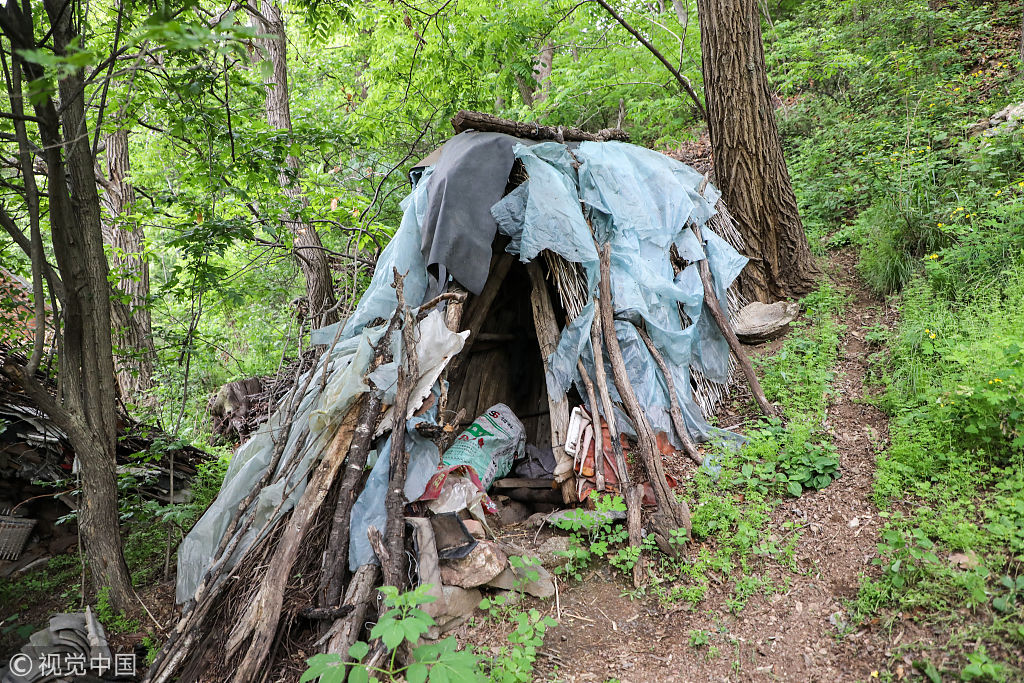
xmin=3 ymin=1 xmax=1023 ymax=680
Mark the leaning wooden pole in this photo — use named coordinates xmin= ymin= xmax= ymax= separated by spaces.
xmin=690 ymin=221 xmax=776 ymax=418
xmin=597 ymin=244 xmax=692 ymax=555
xmin=227 ymin=402 xmax=362 ymax=683
xmin=526 ymin=260 xmax=577 ymax=504
xmin=381 ymin=274 xmax=419 ymax=590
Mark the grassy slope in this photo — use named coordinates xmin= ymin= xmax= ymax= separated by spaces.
xmin=774 ymin=0 xmax=1024 ymax=678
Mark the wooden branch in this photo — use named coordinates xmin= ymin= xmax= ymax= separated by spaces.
xmin=597 ymin=244 xmax=691 ymax=555
xmin=324 ymin=564 xmax=380 ymax=656
xmin=588 ymin=299 xmax=629 ymax=486
xmin=299 ymin=605 xmax=354 ymax=621
xmin=318 ymin=312 xmax=402 ymax=610
xmin=227 ymin=400 xmax=362 ymax=683
xmin=625 ymin=486 xmax=645 ymax=588
xmin=591 ymin=0 xmax=709 ymax=127
xmin=526 ymin=260 xmax=576 ymax=504
xmin=635 ymin=326 xmax=703 ymax=466
xmin=452 ymin=109 xmax=629 ymax=142
xmin=690 ymin=222 xmax=776 ymax=418
xmin=381 ymin=270 xmax=418 ymax=590
xmin=576 ymin=360 xmax=605 ymax=492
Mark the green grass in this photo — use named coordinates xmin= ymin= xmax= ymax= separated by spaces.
xmin=770 ymin=0 xmax=1024 ymax=676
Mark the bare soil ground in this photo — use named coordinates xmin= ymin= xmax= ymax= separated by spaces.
xmin=466 ymin=255 xmax=907 ymax=682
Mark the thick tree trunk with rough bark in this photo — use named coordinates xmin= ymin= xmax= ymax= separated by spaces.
xmin=697 ymin=0 xmax=819 ymax=301
xmin=101 ymin=128 xmax=156 ymax=406
xmin=0 ymin=0 xmax=135 ymax=613
xmin=256 ymin=0 xmax=338 ymax=327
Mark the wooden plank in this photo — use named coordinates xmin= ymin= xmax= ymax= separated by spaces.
xmin=526 ymin=260 xmax=576 ymax=504
xmin=492 ymin=478 xmax=556 ymax=489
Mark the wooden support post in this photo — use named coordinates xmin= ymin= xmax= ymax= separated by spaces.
xmin=597 ymin=244 xmax=691 ymax=556
xmin=319 ymin=309 xmax=404 ymax=611
xmin=526 ymin=260 xmax=576 ymax=504
xmin=444 ymin=252 xmax=515 ymax=386
xmin=324 ymin=564 xmax=381 ymax=656
xmin=576 ymin=360 xmax=605 ymax=492
xmin=381 ymin=274 xmax=419 ymax=591
xmin=589 ymin=305 xmax=630 ymax=486
xmin=690 ymin=222 xmax=776 ymax=418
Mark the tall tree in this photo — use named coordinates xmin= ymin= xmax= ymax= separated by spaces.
xmin=101 ymin=128 xmax=157 ymax=405
xmin=254 ymin=0 xmax=339 ymax=327
xmin=0 ymin=0 xmax=134 ymax=610
xmin=697 ymin=0 xmax=819 ymax=300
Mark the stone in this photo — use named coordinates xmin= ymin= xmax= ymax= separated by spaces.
xmin=439 ymin=540 xmax=507 ymax=588
xmin=430 ymin=585 xmax=482 ymax=637
xmin=462 ymin=519 xmax=486 ymax=539
xmin=733 ymin=301 xmax=801 ymax=343
xmin=529 ymin=508 xmax=626 ymax=529
xmin=495 ymin=499 xmax=532 ymax=526
xmin=486 ymin=563 xmax=556 ymax=599
xmin=535 ymin=536 xmax=571 ymax=569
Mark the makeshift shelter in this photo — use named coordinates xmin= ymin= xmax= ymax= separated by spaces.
xmin=154 ymin=114 xmax=770 ymax=683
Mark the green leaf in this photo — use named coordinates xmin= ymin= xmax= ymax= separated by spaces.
xmin=382 ymin=624 xmax=405 ymax=650
xmin=407 ymin=662 xmax=429 ymax=683
xmin=787 ymin=481 xmax=803 ymax=497
xmin=348 ymin=640 xmax=369 ymax=661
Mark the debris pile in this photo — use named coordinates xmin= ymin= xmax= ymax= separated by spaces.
xmin=0 ymin=344 xmax=211 ymax=572
xmin=0 ymin=608 xmax=132 ymax=682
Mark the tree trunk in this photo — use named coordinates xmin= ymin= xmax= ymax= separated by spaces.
xmin=697 ymin=0 xmax=819 ymax=301
xmin=256 ymin=0 xmax=339 ymax=328
xmin=0 ymin=0 xmax=136 ymax=612
xmin=531 ymin=43 xmax=554 ymax=103
xmin=101 ymin=128 xmax=156 ymax=406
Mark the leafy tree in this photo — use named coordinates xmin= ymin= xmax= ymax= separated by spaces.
xmin=0 ymin=0 xmax=135 ymax=611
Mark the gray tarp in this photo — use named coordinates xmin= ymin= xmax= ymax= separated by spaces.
xmin=176 ymin=134 xmax=746 ymax=603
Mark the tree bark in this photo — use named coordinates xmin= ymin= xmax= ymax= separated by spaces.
xmin=0 ymin=0 xmax=135 ymax=612
xmin=451 ymin=110 xmax=628 ymax=142
xmin=531 ymin=43 xmax=554 ymax=103
xmin=256 ymin=0 xmax=339 ymax=328
xmin=101 ymin=128 xmax=156 ymax=406
xmin=697 ymin=0 xmax=819 ymax=301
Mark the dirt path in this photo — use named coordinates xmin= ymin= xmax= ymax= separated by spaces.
xmin=529 ymin=255 xmax=897 ymax=682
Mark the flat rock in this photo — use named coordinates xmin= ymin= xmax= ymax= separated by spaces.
xmin=431 ymin=585 xmax=482 ymax=636
xmin=530 ymin=508 xmax=626 ymax=529
xmin=495 ymin=499 xmax=532 ymax=526
xmin=733 ymin=301 xmax=801 ymax=343
xmin=439 ymin=540 xmax=507 ymax=588
xmin=535 ymin=536 xmax=570 ymax=569
xmin=462 ymin=519 xmax=486 ymax=539
xmin=486 ymin=563 xmax=556 ymax=598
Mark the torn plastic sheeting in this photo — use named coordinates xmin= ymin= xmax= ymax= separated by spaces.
xmin=177 ymin=164 xmax=442 ymax=603
xmin=491 ymin=144 xmax=599 ymax=292
xmin=370 ymin=309 xmax=470 ymax=436
xmin=176 ymin=323 xmax=385 ymax=603
xmin=493 ymin=139 xmax=745 ymax=456
xmin=348 ymin=402 xmax=443 ymax=571
xmin=576 ymin=141 xmax=716 ymax=250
